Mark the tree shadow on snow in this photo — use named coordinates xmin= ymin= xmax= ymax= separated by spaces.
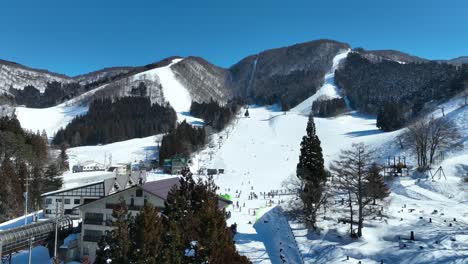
xmin=343 ymin=129 xmax=382 ymax=138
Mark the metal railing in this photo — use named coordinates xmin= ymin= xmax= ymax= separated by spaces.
xmin=0 ymin=216 xmax=73 ymax=256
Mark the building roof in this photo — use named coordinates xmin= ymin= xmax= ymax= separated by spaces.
xmin=76 ymin=177 xmax=179 ymax=210
xmin=41 ymin=180 xmax=105 ymax=197
xmin=140 ymin=177 xmax=180 ymax=200
xmin=77 ymin=176 xmax=231 ymax=210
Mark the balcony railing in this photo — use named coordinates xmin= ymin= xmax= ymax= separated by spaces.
xmin=105 ymin=203 xmax=142 ymax=211
xmin=83 ymin=219 xmax=104 ymax=225
xmin=83 ymin=235 xmax=102 ymax=242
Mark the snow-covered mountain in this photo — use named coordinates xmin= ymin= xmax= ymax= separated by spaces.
xmin=0 ymin=59 xmax=72 ymax=93
xmin=3 ymin=41 xmax=468 ymax=263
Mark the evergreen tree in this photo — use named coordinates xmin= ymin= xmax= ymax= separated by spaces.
xmin=133 ymin=205 xmax=165 ymax=263
xmin=364 ymin=164 xmax=390 ymax=205
xmin=29 ymin=163 xmax=44 ymax=210
xmin=58 ymin=144 xmax=69 ymax=172
xmin=0 ymin=159 xmax=23 ymax=220
xmin=376 ymin=103 xmax=406 ymax=131
xmin=44 ymin=163 xmax=63 ymax=193
xmin=296 ymin=113 xmax=327 ymax=229
xmin=163 ymin=168 xmax=249 ymax=263
xmin=95 ymin=199 xmax=133 ymax=264
xmin=0 ymin=159 xmax=14 ymax=221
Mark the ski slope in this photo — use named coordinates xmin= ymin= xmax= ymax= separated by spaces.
xmin=133 ymin=58 xmax=193 ymax=115
xmin=189 ymin=102 xmax=399 ymax=263
xmin=67 ymin=134 xmax=162 ymax=168
xmin=15 ymin=58 xmax=198 ymax=139
xmin=292 ymin=49 xmax=350 ymax=115
xmin=15 ymin=104 xmax=87 ymax=138
xmin=188 ymin=51 xmax=467 ymax=263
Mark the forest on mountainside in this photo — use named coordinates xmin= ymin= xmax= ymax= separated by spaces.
xmin=228 ymin=39 xmax=349 ymax=111
xmin=53 ymin=97 xmax=177 ymax=146
xmin=158 ymin=121 xmax=206 ymax=164
xmin=336 ymin=52 xmax=468 ymax=131
xmin=0 ymin=116 xmax=64 ymax=222
xmin=190 ymin=98 xmax=242 ymax=131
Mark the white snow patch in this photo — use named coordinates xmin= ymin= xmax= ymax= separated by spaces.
xmin=133 ymin=58 xmax=192 ymax=113
xmin=15 ymin=104 xmax=87 ymax=138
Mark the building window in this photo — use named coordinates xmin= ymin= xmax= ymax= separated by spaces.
xmin=45 ymin=198 xmax=52 ymax=205
xmin=45 ymin=209 xmax=52 ymax=214
xmin=136 ymin=189 xmax=143 ymax=197
xmin=84 ymin=212 xmax=104 ymax=225
xmin=56 ymin=199 xmax=62 ymax=203
xmin=83 ymin=229 xmax=103 ymax=242
xmin=130 ymin=198 xmax=134 ymax=207
xmin=74 ymin=199 xmax=80 ymax=205
xmin=64 ymin=199 xmax=70 ymax=204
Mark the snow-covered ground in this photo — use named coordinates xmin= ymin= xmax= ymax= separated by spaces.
xmin=132 ymin=58 xmax=200 ymax=124
xmin=15 ymin=58 xmax=200 ymax=140
xmin=15 ymin=104 xmax=87 ymax=138
xmin=292 ymin=49 xmax=350 ymax=115
xmin=189 ymin=102 xmax=400 ymax=263
xmin=5 ymin=51 xmax=467 ymax=263
xmin=67 ymin=135 xmax=161 ymax=169
xmin=187 ymin=51 xmax=467 ymax=263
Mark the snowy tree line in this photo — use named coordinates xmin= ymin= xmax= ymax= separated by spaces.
xmin=158 ymin=121 xmax=206 ymax=165
xmin=0 ymin=116 xmax=64 ymax=222
xmin=190 ymin=98 xmax=243 ymax=131
xmin=336 ymin=52 xmax=468 ymax=131
xmin=95 ymin=168 xmax=250 ymax=264
xmin=53 ymin=97 xmax=177 ymax=147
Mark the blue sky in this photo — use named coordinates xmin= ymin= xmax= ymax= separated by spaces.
xmin=1 ymin=0 xmax=467 ymax=76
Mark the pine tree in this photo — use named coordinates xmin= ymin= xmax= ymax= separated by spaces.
xmin=162 ymin=169 xmax=249 ymax=263
xmin=58 ymin=144 xmax=69 ymax=172
xmin=44 ymin=163 xmax=63 ymax=193
xmin=133 ymin=205 xmax=165 ymax=263
xmin=95 ymin=199 xmax=133 ymax=264
xmin=0 ymin=158 xmax=23 ymax=220
xmin=364 ymin=164 xmax=390 ymax=205
xmin=29 ymin=163 xmax=44 ymax=210
xmin=296 ymin=114 xmax=327 ymax=229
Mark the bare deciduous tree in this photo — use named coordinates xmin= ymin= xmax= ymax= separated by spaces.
xmin=403 ymin=116 xmax=461 ymax=170
xmin=330 ymin=143 xmax=389 ymax=238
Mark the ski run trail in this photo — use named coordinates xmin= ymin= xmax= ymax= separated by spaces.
xmin=7 ymin=51 xmax=468 ymax=263
xmin=15 ymin=58 xmax=200 ymax=139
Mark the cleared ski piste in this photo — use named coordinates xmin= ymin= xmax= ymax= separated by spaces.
xmin=15 ymin=58 xmax=199 ymax=140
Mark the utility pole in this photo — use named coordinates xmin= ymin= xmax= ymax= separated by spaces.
xmin=53 ymin=200 xmax=63 ymax=263
xmin=24 ymin=172 xmax=34 ymax=226
xmin=28 ymin=236 xmax=34 ymax=264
